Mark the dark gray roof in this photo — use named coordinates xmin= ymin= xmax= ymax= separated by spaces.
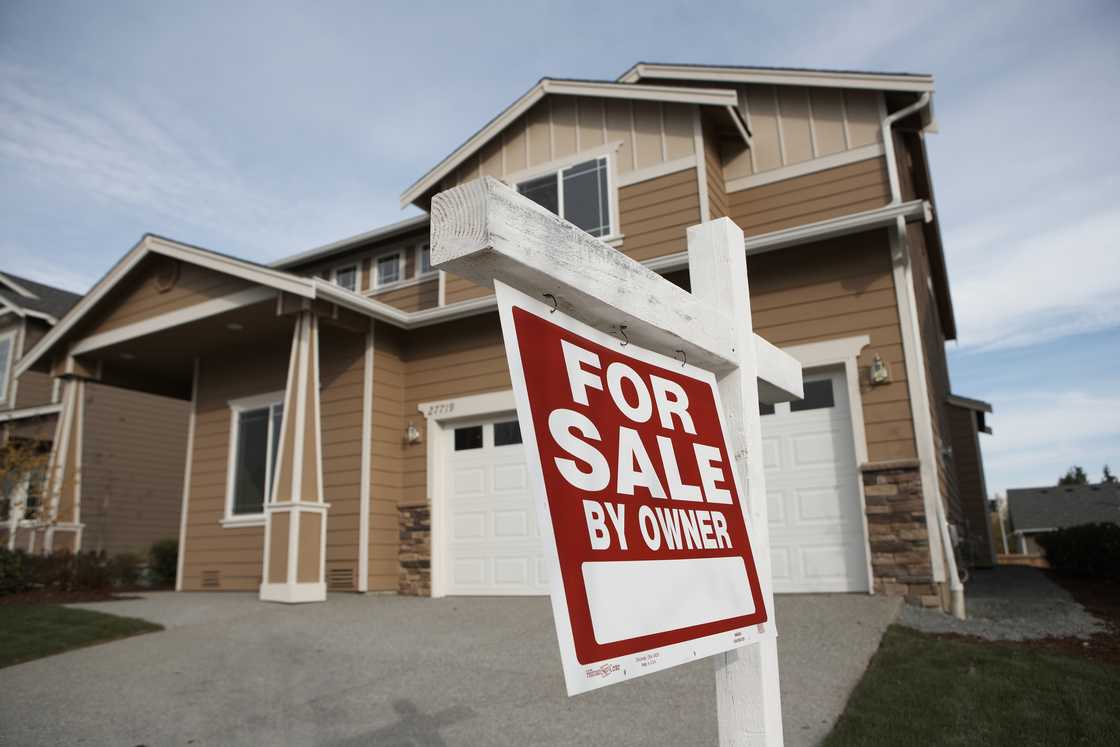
xmin=625 ymin=61 xmax=933 ymax=79
xmin=0 ymin=272 xmax=81 ymax=320
xmin=1008 ymin=484 xmax=1120 ymax=532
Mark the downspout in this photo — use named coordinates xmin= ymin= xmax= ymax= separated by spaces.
xmin=882 ymin=92 xmax=966 ymax=619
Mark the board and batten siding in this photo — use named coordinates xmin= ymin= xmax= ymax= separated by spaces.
xmin=727 ymin=157 xmax=891 ymax=236
xmin=79 ymin=383 xmax=190 ymax=556
xmin=746 ymin=229 xmax=917 ymax=464
xmin=725 ymin=86 xmax=883 ymax=181
xmin=369 ymin=323 xmax=406 ymax=590
xmin=10 ymin=319 xmax=56 ymax=409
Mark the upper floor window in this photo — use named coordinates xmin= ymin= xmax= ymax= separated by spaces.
xmin=518 ymin=157 xmax=611 ymax=238
xmin=418 ymin=243 xmax=433 ymax=275
xmin=333 ymin=264 xmax=358 ymax=292
xmin=375 ymin=253 xmax=402 ymax=288
xmin=0 ymin=330 xmax=15 ymax=404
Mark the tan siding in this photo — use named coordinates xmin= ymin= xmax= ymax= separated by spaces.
xmin=181 ymin=341 xmax=288 ymax=591
xmin=444 ymin=275 xmax=492 ymax=306
xmin=180 ymin=323 xmax=373 ymax=591
xmin=845 ymin=90 xmax=882 ymax=147
xmin=777 ymin=87 xmax=814 ymax=164
xmin=728 ymin=157 xmax=890 ymax=236
xmin=948 ymin=405 xmax=994 ymax=566
xmin=13 ymin=319 xmax=54 ymax=408
xmin=618 ymin=168 xmax=701 ymax=262
xmin=80 ymin=383 xmax=190 ymax=556
xmin=747 ymin=230 xmax=917 ymax=464
xmin=810 ymin=88 xmax=847 ymax=156
xmin=371 ymin=278 xmax=439 ymax=312
xmin=551 ymin=96 xmax=578 ymax=159
xmin=84 ymin=257 xmax=252 ymax=337
xmin=576 ymin=97 xmax=606 ymax=150
xmin=369 ymin=323 xmax=405 ymax=590
xmin=400 ymin=315 xmax=510 ymax=508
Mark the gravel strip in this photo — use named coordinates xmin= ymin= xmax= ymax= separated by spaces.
xmin=899 ymin=566 xmax=1107 ymax=641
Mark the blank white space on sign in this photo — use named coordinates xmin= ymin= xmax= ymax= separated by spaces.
xmin=581 ymin=557 xmax=756 ymax=645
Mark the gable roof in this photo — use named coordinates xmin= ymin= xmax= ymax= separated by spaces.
xmin=271 ymin=214 xmax=430 ymax=270
xmin=617 ymin=62 xmax=935 ymax=92
xmin=1008 ymin=484 xmax=1120 ymax=532
xmin=399 ymin=77 xmax=741 ymax=209
xmin=0 ymin=271 xmax=82 ymax=323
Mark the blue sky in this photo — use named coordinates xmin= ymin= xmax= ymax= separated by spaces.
xmin=1 ymin=1 xmax=1117 ymax=496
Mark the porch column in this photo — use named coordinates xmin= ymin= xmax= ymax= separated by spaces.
xmin=260 ymin=310 xmax=329 ymax=603
xmin=41 ymin=377 xmax=86 ymax=553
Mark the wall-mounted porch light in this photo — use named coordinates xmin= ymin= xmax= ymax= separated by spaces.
xmin=870 ymin=354 xmax=891 ymax=385
xmin=405 ymin=421 xmax=422 ymax=445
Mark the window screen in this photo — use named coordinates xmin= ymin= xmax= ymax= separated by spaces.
xmin=790 ymin=380 xmax=835 ymax=412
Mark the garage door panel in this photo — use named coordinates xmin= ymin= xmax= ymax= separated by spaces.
xmin=796 ymin=486 xmax=849 ymax=522
xmin=452 ymin=512 xmax=487 ymax=539
xmin=493 ymin=510 xmax=531 ymax=538
xmin=452 ymin=467 xmax=485 ymax=496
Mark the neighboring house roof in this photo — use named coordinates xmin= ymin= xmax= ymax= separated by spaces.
xmin=0 ymin=271 xmax=82 ymax=323
xmin=616 ymin=62 xmax=935 ymax=92
xmin=1008 ymin=484 xmax=1120 ymax=532
xmin=399 ymin=77 xmax=744 ymax=208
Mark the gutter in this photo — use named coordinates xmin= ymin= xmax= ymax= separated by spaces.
xmin=882 ymin=92 xmax=966 ymax=619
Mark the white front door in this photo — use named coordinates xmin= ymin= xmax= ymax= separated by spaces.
xmin=445 ymin=416 xmax=549 ymax=595
xmin=762 ymin=369 xmax=868 ymax=592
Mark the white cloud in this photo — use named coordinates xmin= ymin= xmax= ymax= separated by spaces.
xmin=982 ymin=390 xmax=1120 ymax=492
xmin=946 ymin=205 xmax=1120 ymax=351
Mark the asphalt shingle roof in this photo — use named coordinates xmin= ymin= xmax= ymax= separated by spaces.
xmin=1008 ymin=484 xmax=1120 ymax=532
xmin=0 ymin=272 xmax=82 ymax=320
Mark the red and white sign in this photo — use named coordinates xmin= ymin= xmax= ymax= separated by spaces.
xmin=496 ymin=282 xmax=774 ymax=695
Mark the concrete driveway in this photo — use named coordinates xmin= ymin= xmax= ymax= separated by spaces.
xmin=0 ymin=592 xmax=899 ymax=746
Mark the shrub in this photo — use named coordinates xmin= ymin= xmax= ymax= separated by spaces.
xmin=71 ymin=551 xmax=112 ymax=591
xmin=1037 ymin=523 xmax=1120 ymax=579
xmin=0 ymin=547 xmax=34 ymax=594
xmin=109 ymin=552 xmax=142 ymax=588
xmin=148 ymin=539 xmax=178 ymax=588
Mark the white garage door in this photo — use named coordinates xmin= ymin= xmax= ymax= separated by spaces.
xmin=442 ymin=370 xmax=866 ymax=596
xmin=445 ymin=416 xmax=549 ymax=595
xmin=762 ymin=369 xmax=868 ymax=592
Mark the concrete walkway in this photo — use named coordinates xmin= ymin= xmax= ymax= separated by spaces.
xmin=1 ymin=592 xmax=899 ymax=746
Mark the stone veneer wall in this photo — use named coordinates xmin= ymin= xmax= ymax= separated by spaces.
xmin=862 ymin=460 xmax=940 ymax=608
xmin=398 ymin=502 xmax=431 ymax=596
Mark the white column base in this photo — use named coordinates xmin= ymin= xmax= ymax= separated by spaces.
xmin=260 ymin=581 xmax=327 ymax=604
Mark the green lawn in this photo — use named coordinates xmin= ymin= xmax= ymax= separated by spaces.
xmin=826 ymin=625 xmax=1120 ymax=746
xmin=0 ymin=605 xmax=162 ymax=668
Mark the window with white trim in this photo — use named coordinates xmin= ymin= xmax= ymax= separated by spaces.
xmin=418 ymin=243 xmax=433 ymax=275
xmin=333 ymin=264 xmax=358 ymax=292
xmin=0 ymin=330 xmax=15 ymax=404
xmin=226 ymin=394 xmax=284 ymax=518
xmin=518 ymin=157 xmax=611 ymax=238
xmin=375 ymin=253 xmax=402 ymax=288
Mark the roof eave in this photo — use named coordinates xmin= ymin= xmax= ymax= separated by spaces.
xmin=618 ymin=62 xmax=935 ymax=93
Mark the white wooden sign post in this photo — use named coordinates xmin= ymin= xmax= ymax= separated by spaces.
xmin=431 ymin=177 xmax=802 ymax=746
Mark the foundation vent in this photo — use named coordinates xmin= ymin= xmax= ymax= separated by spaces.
xmin=328 ymin=567 xmax=355 ymax=591
xmin=200 ymin=570 xmax=220 ymax=589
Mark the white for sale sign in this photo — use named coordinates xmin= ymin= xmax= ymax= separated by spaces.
xmin=496 ymin=281 xmax=775 ymax=696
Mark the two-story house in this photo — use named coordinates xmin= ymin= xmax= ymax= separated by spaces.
xmin=15 ymin=63 xmax=993 ymax=609
xmin=0 ymin=271 xmax=190 ymax=556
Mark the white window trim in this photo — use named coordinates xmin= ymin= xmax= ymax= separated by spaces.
xmin=511 ymin=151 xmax=620 ymax=243
xmin=373 ymin=252 xmax=405 ymax=290
xmin=0 ymin=329 xmax=16 ymax=405
xmin=331 ymin=263 xmax=359 ymax=293
xmin=415 ymin=242 xmax=436 ymax=279
xmin=221 ymin=390 xmax=285 ymax=528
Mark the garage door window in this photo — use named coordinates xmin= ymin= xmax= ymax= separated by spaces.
xmin=494 ymin=420 xmax=522 ymax=446
xmin=454 ymin=425 xmax=484 ymax=451
xmin=790 ymin=379 xmax=835 ymax=412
